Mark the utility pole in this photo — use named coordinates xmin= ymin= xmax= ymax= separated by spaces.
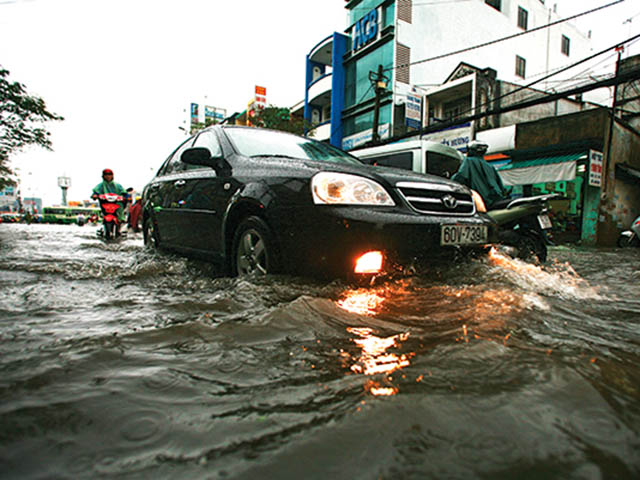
xmin=603 ymin=45 xmax=624 ymax=196
xmin=369 ymin=64 xmax=389 ymax=145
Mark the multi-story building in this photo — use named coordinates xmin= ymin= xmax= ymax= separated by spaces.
xmin=304 ymin=0 xmax=593 ymax=150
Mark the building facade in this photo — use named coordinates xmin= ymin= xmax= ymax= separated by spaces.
xmin=304 ymin=0 xmax=592 ymax=150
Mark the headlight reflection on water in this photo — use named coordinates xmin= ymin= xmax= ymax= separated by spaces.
xmin=348 ymin=327 xmax=412 ymax=397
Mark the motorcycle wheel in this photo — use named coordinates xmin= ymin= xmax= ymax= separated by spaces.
xmin=516 ymin=233 xmax=547 ymax=263
xmin=104 ymin=221 xmax=115 ymax=240
xmin=617 ymin=233 xmax=638 ymax=248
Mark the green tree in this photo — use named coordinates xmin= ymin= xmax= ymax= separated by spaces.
xmin=250 ymin=105 xmax=312 ymax=136
xmin=0 ymin=67 xmax=64 ymax=189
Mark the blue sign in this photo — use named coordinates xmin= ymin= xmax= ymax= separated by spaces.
xmin=353 ymin=8 xmax=379 ymax=52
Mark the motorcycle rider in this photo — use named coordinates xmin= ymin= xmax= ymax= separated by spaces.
xmin=91 ymin=168 xmax=127 ymax=234
xmin=452 ymin=140 xmax=509 ymax=210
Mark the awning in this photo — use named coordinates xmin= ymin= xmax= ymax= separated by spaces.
xmin=496 ymin=152 xmax=587 ymax=186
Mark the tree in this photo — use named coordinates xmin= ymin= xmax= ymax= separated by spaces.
xmin=0 ymin=67 xmax=64 ymax=190
xmin=250 ymin=105 xmax=312 ymax=136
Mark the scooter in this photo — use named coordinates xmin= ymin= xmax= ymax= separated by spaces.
xmin=487 ymin=193 xmax=560 ymax=263
xmin=96 ymin=193 xmax=125 ymax=240
xmin=617 ymin=215 xmax=640 ymax=247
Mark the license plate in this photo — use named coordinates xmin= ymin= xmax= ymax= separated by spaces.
xmin=537 ymin=214 xmax=552 ymax=229
xmin=441 ymin=225 xmax=488 ymax=246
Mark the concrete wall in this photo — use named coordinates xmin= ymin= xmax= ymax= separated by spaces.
xmin=597 ymin=119 xmax=640 ymax=245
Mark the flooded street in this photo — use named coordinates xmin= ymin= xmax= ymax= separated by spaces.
xmin=1 ymin=223 xmax=639 ymax=479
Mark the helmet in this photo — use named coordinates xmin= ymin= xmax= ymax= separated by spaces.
xmin=102 ymin=168 xmax=114 ymax=175
xmin=467 ymin=140 xmax=488 ymax=156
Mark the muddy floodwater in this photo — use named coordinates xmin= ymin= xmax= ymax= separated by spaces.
xmin=1 ymin=223 xmax=639 ymax=479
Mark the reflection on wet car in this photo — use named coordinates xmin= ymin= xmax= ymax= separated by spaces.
xmin=141 ymin=126 xmax=497 ymax=278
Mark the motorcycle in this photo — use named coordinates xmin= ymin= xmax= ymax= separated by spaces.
xmin=617 ymin=215 xmax=640 ymax=247
xmin=487 ymin=193 xmax=560 ymax=263
xmin=96 ymin=193 xmax=125 ymax=240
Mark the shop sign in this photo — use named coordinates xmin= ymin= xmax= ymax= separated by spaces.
xmin=342 ymin=123 xmax=390 ymax=150
xmin=588 ymin=150 xmax=603 ymax=187
xmin=352 ymin=8 xmax=379 ymax=52
xmin=405 ymin=88 xmax=422 ymax=129
xmin=421 ymin=123 xmax=472 ymax=152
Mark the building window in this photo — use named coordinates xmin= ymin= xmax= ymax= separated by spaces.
xmin=515 ymin=55 xmax=526 ymax=78
xmin=485 ymin=0 xmax=501 ymax=11
xmin=561 ymin=35 xmax=571 ymax=56
xmin=398 ymin=0 xmax=412 ymax=23
xmin=518 ymin=6 xmax=528 ymax=30
xmin=396 ymin=43 xmax=411 ymax=84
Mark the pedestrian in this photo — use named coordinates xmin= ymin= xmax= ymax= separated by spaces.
xmin=452 ymin=140 xmax=509 ymax=210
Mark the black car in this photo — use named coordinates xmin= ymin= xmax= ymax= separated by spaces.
xmin=141 ymin=126 xmax=496 ymax=278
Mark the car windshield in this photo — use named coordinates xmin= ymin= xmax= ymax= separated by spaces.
xmin=224 ymin=127 xmax=363 ymax=165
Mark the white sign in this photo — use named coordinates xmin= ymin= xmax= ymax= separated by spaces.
xmin=421 ymin=123 xmax=472 ymax=151
xmin=406 ymin=88 xmax=422 ymax=129
xmin=588 ymin=150 xmax=603 ymax=187
xmin=342 ymin=124 xmax=390 ymax=151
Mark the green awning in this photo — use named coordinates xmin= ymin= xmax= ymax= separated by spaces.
xmin=498 ymin=152 xmax=587 ymax=171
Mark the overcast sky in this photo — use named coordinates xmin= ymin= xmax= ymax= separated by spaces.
xmin=1 ymin=0 xmax=637 ymax=206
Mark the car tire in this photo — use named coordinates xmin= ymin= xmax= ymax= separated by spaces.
xmin=143 ymin=216 xmax=160 ymax=249
xmin=232 ymin=216 xmax=280 ymax=276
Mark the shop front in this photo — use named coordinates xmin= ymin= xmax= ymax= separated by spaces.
xmin=492 ymin=151 xmax=601 ymax=244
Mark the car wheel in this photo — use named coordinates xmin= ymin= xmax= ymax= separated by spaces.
xmin=232 ymin=216 xmax=280 ymax=276
xmin=143 ymin=216 xmax=159 ymax=249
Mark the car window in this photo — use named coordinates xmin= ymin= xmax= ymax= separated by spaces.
xmin=158 ymin=137 xmax=193 ymax=176
xmin=368 ymin=152 xmax=413 ymax=171
xmin=164 ymin=138 xmax=196 ymax=175
xmin=426 ymin=151 xmax=462 ymax=179
xmin=193 ymin=130 xmax=222 ymax=157
xmin=224 ymin=127 xmax=362 ymax=165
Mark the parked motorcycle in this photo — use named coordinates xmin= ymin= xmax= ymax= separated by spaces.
xmin=96 ymin=193 xmax=125 ymax=240
xmin=617 ymin=215 xmax=640 ymax=247
xmin=487 ymin=193 xmax=560 ymax=263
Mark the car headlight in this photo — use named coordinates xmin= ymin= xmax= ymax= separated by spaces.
xmin=311 ymin=172 xmax=395 ymax=206
xmin=471 ymin=189 xmax=487 ymax=213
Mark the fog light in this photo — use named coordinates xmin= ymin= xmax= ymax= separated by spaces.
xmin=354 ymin=251 xmax=383 ymax=274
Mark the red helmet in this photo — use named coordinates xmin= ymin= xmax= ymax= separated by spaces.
xmin=102 ymin=168 xmax=114 ymax=175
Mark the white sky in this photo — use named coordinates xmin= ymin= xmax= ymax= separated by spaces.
xmin=0 ymin=0 xmax=638 ymax=206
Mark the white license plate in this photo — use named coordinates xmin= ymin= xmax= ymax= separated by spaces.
xmin=537 ymin=214 xmax=552 ymax=229
xmin=441 ymin=225 xmax=488 ymax=246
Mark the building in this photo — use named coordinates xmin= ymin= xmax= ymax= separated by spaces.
xmin=304 ymin=0 xmax=592 ymax=150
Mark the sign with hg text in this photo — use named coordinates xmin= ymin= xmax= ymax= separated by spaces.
xmin=588 ymin=150 xmax=603 ymax=187
xmin=352 ymin=8 xmax=379 ymax=52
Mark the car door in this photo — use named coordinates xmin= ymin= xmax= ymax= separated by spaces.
xmin=153 ymin=138 xmax=195 ymax=247
xmin=173 ymin=129 xmax=232 ymax=257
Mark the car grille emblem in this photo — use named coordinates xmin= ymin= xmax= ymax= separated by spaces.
xmin=442 ymin=194 xmax=458 ymax=209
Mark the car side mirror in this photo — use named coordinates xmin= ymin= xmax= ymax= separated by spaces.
xmin=181 ymin=147 xmax=218 ymax=167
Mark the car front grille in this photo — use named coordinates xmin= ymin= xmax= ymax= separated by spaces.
xmin=395 ymin=182 xmax=475 ymax=215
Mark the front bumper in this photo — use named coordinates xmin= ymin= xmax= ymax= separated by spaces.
xmin=268 ymin=205 xmax=497 ymax=277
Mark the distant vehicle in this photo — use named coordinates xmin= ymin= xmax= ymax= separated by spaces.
xmin=141 ymin=126 xmax=496 ymax=279
xmin=43 ymin=206 xmax=100 ymax=224
xmin=96 ymin=193 xmax=125 ymax=240
xmin=351 ymin=138 xmax=464 ymax=179
xmin=617 ymin=215 xmax=640 ymax=247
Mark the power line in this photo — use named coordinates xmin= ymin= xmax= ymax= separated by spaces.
xmin=388 ymin=0 xmax=626 ymax=73
xmin=444 ymin=33 xmax=640 ymax=127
